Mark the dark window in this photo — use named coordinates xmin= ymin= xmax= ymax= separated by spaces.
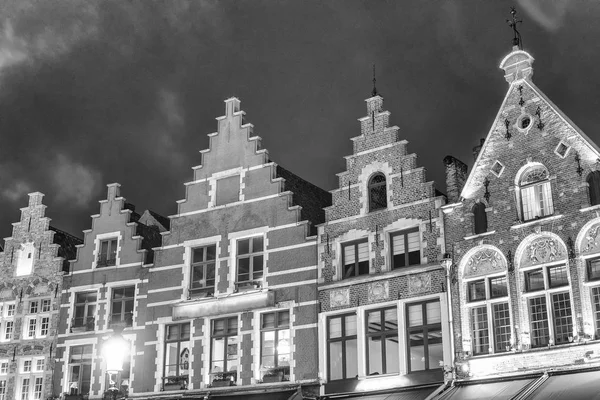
xmin=210 ymin=317 xmax=238 ymax=383
xmin=163 ymin=323 xmax=190 ymax=389
xmin=520 ymin=116 xmax=531 ymax=129
xmin=468 ymin=280 xmax=486 ymax=302
xmin=260 ymin=311 xmax=290 ymax=382
xmin=548 ymin=265 xmax=568 ymax=288
xmin=493 ymin=303 xmax=511 ymax=352
xmin=368 ymin=174 xmax=387 ymax=212
xmin=98 ymin=239 xmax=118 ymax=267
xmin=473 ymin=202 xmax=488 ymax=235
xmin=592 ymin=287 xmax=600 ymax=339
xmin=390 ymin=229 xmax=420 ymax=269
xmin=489 ymin=276 xmax=508 ymax=298
xmin=236 ymin=237 xmax=264 ymax=286
xmin=190 ymin=245 xmax=216 ymax=296
xmin=327 ymin=314 xmax=357 ymax=381
xmin=587 ymin=171 xmax=600 ymax=206
xmin=366 ymin=307 xmax=399 ymax=375
xmin=73 ymin=292 xmax=96 ymax=331
xmin=68 ymin=345 xmax=93 ymax=395
xmin=216 ymin=175 xmax=240 ymax=206
xmin=342 ymin=240 xmax=369 ymax=278
xmin=529 ymin=296 xmax=550 ymax=348
xmin=406 ymin=300 xmax=442 ymax=372
xmin=111 ymin=286 xmax=134 ymax=327
xmin=588 ymin=258 xmax=600 ymax=281
xmin=525 ymin=269 xmax=544 ymax=292
xmin=519 ymin=166 xmax=553 ymax=221
xmin=470 ymin=306 xmax=489 ymax=355
xmin=552 ymin=292 xmax=573 ymax=345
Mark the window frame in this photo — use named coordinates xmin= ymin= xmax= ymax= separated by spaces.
xmin=24 ymin=299 xmax=51 ymax=340
xmin=68 ymin=344 xmax=94 ymax=396
xmin=341 ymin=239 xmax=370 ymax=278
xmin=472 ymin=202 xmax=488 ymax=235
xmin=0 ymin=302 xmax=15 ymax=343
xmin=97 ymin=238 xmax=118 ymax=267
xmin=209 ymin=317 xmax=239 ymax=383
xmin=235 ymin=236 xmax=264 ymax=287
xmin=405 ymin=299 xmax=443 ymax=373
xmin=586 ymin=257 xmax=600 ymax=282
xmin=110 ymin=286 xmax=135 ymax=327
xmin=260 ymin=310 xmax=291 ymax=382
xmin=73 ymin=292 xmax=97 ymax=331
xmin=518 ymin=166 xmax=554 ymax=222
xmin=190 ymin=244 xmax=217 ymax=296
xmin=326 ymin=313 xmax=358 ymax=381
xmin=365 ymin=306 xmax=399 ymax=376
xmin=18 ymin=357 xmax=44 ymax=400
xmin=162 ymin=323 xmax=190 ymax=389
xmin=591 ymin=286 xmax=600 ymax=340
xmin=587 ymin=171 xmax=600 ymax=207
xmin=390 ymin=228 xmax=421 ymax=269
xmin=368 ymin=173 xmax=387 ymax=212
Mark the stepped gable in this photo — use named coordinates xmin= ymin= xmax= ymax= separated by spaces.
xmin=173 ymin=97 xmax=330 ymax=236
xmin=460 ymin=46 xmax=600 ymax=201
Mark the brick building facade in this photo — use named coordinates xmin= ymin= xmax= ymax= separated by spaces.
xmin=316 ymin=93 xmax=450 ymax=398
xmin=0 ymin=193 xmax=81 ymax=400
xmin=437 ymin=43 xmax=600 ymax=397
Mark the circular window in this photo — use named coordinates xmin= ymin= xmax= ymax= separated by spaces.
xmin=520 ymin=116 xmax=531 ymax=130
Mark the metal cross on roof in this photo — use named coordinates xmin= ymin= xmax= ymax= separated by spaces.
xmin=506 ymin=7 xmax=523 ymax=50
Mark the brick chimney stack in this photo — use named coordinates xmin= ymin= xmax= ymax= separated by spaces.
xmin=443 ymin=156 xmax=468 ymax=203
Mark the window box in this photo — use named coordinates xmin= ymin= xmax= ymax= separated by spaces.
xmin=162 ymin=375 xmax=188 ymax=391
xmin=64 ymin=395 xmax=85 ymax=400
xmin=210 ymin=371 xmax=237 ymax=387
xmin=235 ymin=280 xmax=262 ymax=292
xmin=71 ymin=317 xmax=95 ymax=333
xmin=262 ymin=366 xmax=290 ymax=383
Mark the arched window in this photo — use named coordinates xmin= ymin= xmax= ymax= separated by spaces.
xmin=473 ymin=202 xmax=487 ymax=234
xmin=368 ymin=173 xmax=387 ymax=212
xmin=519 ymin=165 xmax=554 ymax=221
xmin=587 ymin=171 xmax=600 ymax=206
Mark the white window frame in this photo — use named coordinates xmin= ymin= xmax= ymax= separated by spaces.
xmin=516 ymin=165 xmax=554 ymax=222
xmin=92 ymin=232 xmax=122 ymax=269
xmin=0 ymin=302 xmax=15 ymax=343
xmin=18 ymin=357 xmax=44 ymax=400
xmin=23 ymin=299 xmax=51 ymax=340
xmin=207 ymin=315 xmax=241 ymax=386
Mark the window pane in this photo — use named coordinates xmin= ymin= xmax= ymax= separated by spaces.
xmin=262 ymin=313 xmax=276 ymax=329
xmin=589 ymin=259 xmax=600 ymax=281
xmin=253 ymin=237 xmax=264 ymax=252
xmin=548 ymin=265 xmax=568 ymax=288
xmin=529 ymin=297 xmax=550 ymax=348
xmin=552 ymin=292 xmax=572 ymax=345
xmin=328 ymin=341 xmax=342 ymax=380
xmin=592 ymin=287 xmax=600 ymax=339
xmin=192 ymin=247 xmax=204 ymax=263
xmin=468 ymin=280 xmax=486 ymax=302
xmin=493 ymin=302 xmax=511 ymax=352
xmin=278 ymin=311 xmax=290 ymax=327
xmin=167 ymin=325 xmax=179 ymax=341
xmin=392 ymin=234 xmax=405 ymax=255
xmin=357 ymin=242 xmax=368 ymax=262
xmin=367 ymin=335 xmax=382 ymax=375
xmin=384 ymin=308 xmax=398 ymax=330
xmin=471 ymin=306 xmax=489 ymax=355
xmin=385 ymin=336 xmax=400 ymax=374
xmin=343 ymin=244 xmax=356 ymax=266
xmin=427 ymin=340 xmax=443 ymax=371
xmin=345 ymin=339 xmax=358 ymax=378
xmin=181 ymin=324 xmax=191 ymax=340
xmin=525 ymin=269 xmax=545 ymax=292
xmin=490 ymin=276 xmax=508 ymax=298
xmin=206 ymin=245 xmax=216 ymax=260
xmin=426 ymin=301 xmax=441 ymax=324
xmin=345 ymin=315 xmax=357 ymax=336
xmin=237 ymin=258 xmax=250 ymax=281
xmin=328 ymin=318 xmax=341 ymax=339
xmin=237 ymin=239 xmax=250 ymax=255
xmin=408 ymin=305 xmax=423 ymax=327
xmin=409 ymin=338 xmax=425 ymax=372
xmin=407 ymin=232 xmax=420 ymax=252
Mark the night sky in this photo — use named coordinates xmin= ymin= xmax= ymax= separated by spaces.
xmin=0 ymin=0 xmax=598 ymax=241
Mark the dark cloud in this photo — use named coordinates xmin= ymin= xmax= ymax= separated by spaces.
xmin=0 ymin=0 xmax=599 ymax=240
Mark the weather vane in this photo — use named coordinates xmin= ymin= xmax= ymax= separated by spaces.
xmin=372 ymin=64 xmax=378 ymax=97
xmin=506 ymin=7 xmax=523 ymax=50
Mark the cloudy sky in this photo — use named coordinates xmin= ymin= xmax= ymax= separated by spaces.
xmin=0 ymin=0 xmax=598 ymax=240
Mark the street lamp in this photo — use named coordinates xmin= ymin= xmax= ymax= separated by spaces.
xmin=440 ymin=252 xmax=455 ymax=381
xmin=102 ymin=328 xmax=128 ymax=400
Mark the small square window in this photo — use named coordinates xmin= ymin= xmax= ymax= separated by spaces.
xmin=554 ymin=142 xmax=570 ymax=158
xmin=489 ymin=276 xmax=508 ymax=298
xmin=525 ymin=269 xmax=544 ymax=292
xmin=35 ymin=360 xmax=44 ymax=372
xmin=588 ymin=258 xmax=600 ymax=281
xmin=491 ymin=161 xmax=505 ymax=177
xmin=0 ymin=362 xmax=7 ymax=374
xmin=41 ymin=300 xmax=51 ymax=313
xmin=23 ymin=360 xmax=31 ymax=373
xmin=548 ymin=265 xmax=569 ymax=288
xmin=29 ymin=302 xmax=38 ymax=314
xmin=468 ymin=280 xmax=486 ymax=302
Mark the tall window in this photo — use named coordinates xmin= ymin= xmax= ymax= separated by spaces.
xmin=327 ymin=314 xmax=357 ymax=381
xmin=190 ymin=245 xmax=216 ymax=296
xmin=163 ymin=323 xmax=190 ymax=389
xmin=19 ymin=358 xmax=44 ymax=400
xmin=390 ymin=228 xmax=420 ymax=269
xmin=111 ymin=287 xmax=134 ymax=327
xmin=587 ymin=171 xmax=600 ymax=206
xmin=342 ymin=240 xmax=369 ymax=278
xmin=0 ymin=303 xmax=15 ymax=342
xmin=236 ymin=237 xmax=264 ymax=287
xmin=368 ymin=173 xmax=387 ymax=212
xmin=98 ymin=238 xmax=118 ymax=267
xmin=473 ymin=202 xmax=488 ymax=234
xmin=519 ymin=165 xmax=554 ymax=221
xmin=260 ymin=311 xmax=291 ymax=382
xmin=466 ymin=275 xmax=511 ymax=354
xmin=366 ymin=307 xmax=399 ymax=375
xmin=524 ymin=264 xmax=572 ymax=347
xmin=24 ymin=299 xmax=51 ymax=339
xmin=0 ymin=359 xmax=7 ymax=400
xmin=210 ymin=317 xmax=238 ymax=383
xmin=406 ymin=300 xmax=442 ymax=372
xmin=68 ymin=345 xmax=93 ymax=396
xmin=592 ymin=287 xmax=600 ymax=339
xmin=0 ymin=380 xmax=6 ymax=400
xmin=73 ymin=292 xmax=96 ymax=331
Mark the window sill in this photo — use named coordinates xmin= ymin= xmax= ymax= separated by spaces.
xmin=580 ymin=204 xmax=600 ymax=213
xmin=464 ymin=231 xmax=496 ymax=241
xmin=510 ymin=214 xmax=563 ymax=230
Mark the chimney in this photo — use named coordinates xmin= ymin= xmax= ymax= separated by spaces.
xmin=443 ymin=156 xmax=468 ymax=203
xmin=472 ymin=138 xmax=485 ymax=161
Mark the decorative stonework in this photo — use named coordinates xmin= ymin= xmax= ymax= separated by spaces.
xmin=583 ymin=224 xmax=600 ymax=254
xmin=367 ymin=281 xmax=389 ymax=302
xmin=0 ymin=288 xmax=13 ymax=300
xmin=525 ymin=237 xmax=563 ymax=265
xmin=464 ymin=248 xmax=505 ymax=278
xmin=408 ymin=273 xmax=431 ymax=295
xmin=329 ymin=289 xmax=350 ymax=308
xmin=33 ymin=283 xmax=49 ymax=295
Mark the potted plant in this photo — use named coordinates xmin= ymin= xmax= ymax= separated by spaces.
xmin=261 ymin=366 xmax=289 ymax=383
xmin=210 ymin=371 xmax=236 ymax=387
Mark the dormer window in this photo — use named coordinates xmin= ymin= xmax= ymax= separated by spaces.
xmin=518 ymin=165 xmax=553 ymax=221
xmin=368 ymin=173 xmax=387 ymax=212
xmin=473 ymin=202 xmax=488 ymax=235
xmin=98 ymin=239 xmax=118 ymax=267
xmin=587 ymin=171 xmax=600 ymax=206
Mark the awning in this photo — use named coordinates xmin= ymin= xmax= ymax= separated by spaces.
xmin=329 ymin=385 xmax=439 ymax=400
xmin=173 ymin=290 xmax=274 ymax=319
xmin=437 ymin=377 xmax=537 ymax=400
xmin=525 ymin=369 xmax=600 ymax=400
xmin=206 ymin=388 xmax=298 ymax=400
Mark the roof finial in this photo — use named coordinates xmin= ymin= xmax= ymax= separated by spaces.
xmin=506 ymin=7 xmax=523 ymax=50
xmin=371 ymin=64 xmax=378 ymax=97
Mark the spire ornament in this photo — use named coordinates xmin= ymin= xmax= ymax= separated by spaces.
xmin=371 ymin=64 xmax=378 ymax=97
xmin=506 ymin=7 xmax=523 ymax=50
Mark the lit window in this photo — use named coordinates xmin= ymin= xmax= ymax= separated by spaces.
xmin=0 ymin=303 xmax=15 ymax=342
xmin=190 ymin=245 xmax=216 ymax=296
xmin=524 ymin=264 xmax=572 ymax=347
xmin=73 ymin=292 xmax=96 ymax=331
xmin=519 ymin=165 xmax=554 ymax=221
xmin=406 ymin=300 xmax=442 ymax=372
xmin=366 ymin=307 xmax=399 ymax=375
xmin=587 ymin=171 xmax=600 ymax=206
xmin=97 ymin=238 xmax=118 ymax=267
xmin=326 ymin=314 xmax=357 ymax=381
xmin=236 ymin=237 xmax=264 ymax=288
xmin=110 ymin=287 xmax=135 ymax=327
xmin=390 ymin=229 xmax=420 ymax=269
xmin=210 ymin=317 xmax=238 ymax=384
xmin=19 ymin=358 xmax=44 ymax=400
xmin=465 ymin=275 xmax=510 ymax=354
xmin=368 ymin=173 xmax=387 ymax=212
xmin=24 ymin=300 xmax=51 ymax=339
xmin=0 ymin=380 xmax=6 ymax=400
xmin=260 ymin=311 xmax=290 ymax=382
xmin=342 ymin=240 xmax=369 ymax=278
xmin=163 ymin=323 xmax=190 ymax=390
xmin=472 ymin=202 xmax=488 ymax=235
